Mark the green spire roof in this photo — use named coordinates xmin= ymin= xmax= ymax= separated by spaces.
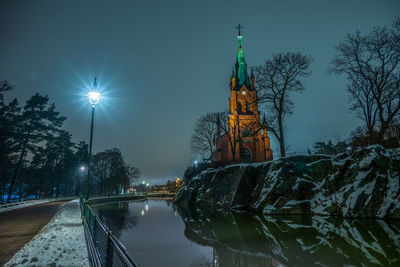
xmin=233 ymin=31 xmax=252 ymax=90
xmin=237 ymin=36 xmax=247 ymax=84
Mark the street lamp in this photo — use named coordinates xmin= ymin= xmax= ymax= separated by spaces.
xmin=89 ymin=91 xmax=100 ymax=106
xmin=79 ymin=166 xmax=86 ymax=196
xmin=85 ymin=77 xmax=101 ymax=201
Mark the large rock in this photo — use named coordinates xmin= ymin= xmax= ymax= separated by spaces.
xmin=175 ymin=145 xmax=400 ymax=219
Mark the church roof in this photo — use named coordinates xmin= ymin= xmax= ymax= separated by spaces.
xmin=231 ymin=27 xmax=254 ymax=91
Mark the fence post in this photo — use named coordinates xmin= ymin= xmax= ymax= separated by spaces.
xmin=106 ymin=232 xmax=113 ymax=267
xmin=93 ymin=216 xmax=97 ymax=249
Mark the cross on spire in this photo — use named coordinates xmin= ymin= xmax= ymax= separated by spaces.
xmin=236 ymin=24 xmax=243 ymax=36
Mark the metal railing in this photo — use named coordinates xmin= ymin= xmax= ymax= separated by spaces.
xmin=80 ymin=199 xmax=138 ymax=267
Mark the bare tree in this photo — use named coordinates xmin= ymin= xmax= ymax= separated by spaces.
xmin=347 ymin=74 xmax=378 ymax=136
xmin=254 ymin=52 xmax=312 ymax=157
xmin=330 ymin=18 xmax=400 ymax=144
xmin=92 ymin=148 xmax=139 ymax=196
xmin=218 ymin=112 xmax=238 ymax=161
xmin=189 ymin=112 xmax=220 ymax=160
xmin=218 ymin=111 xmax=261 ymax=162
xmin=127 ymin=165 xmax=141 ymax=184
xmin=190 ymin=111 xmax=261 ymax=162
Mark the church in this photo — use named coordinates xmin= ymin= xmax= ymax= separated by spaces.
xmin=212 ymin=26 xmax=273 ymax=164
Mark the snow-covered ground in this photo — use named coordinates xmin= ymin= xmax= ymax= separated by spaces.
xmin=5 ymin=199 xmax=89 ymax=267
xmin=0 ymin=198 xmax=74 ymax=214
xmin=0 ymin=199 xmax=54 ymax=214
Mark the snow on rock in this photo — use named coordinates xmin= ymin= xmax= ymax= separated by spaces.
xmin=5 ymin=199 xmax=89 ymax=267
xmin=175 ymin=145 xmax=400 ymax=219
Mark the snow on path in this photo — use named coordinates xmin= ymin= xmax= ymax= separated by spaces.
xmin=5 ymin=199 xmax=89 ymax=267
xmin=0 ymin=199 xmax=55 ymax=214
xmin=0 ymin=198 xmax=74 ymax=214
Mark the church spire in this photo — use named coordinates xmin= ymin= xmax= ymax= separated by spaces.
xmin=234 ymin=24 xmax=251 ymax=89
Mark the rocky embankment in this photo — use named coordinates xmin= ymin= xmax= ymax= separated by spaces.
xmin=175 ymin=145 xmax=400 ymax=219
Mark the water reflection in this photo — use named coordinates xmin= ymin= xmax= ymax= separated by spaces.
xmin=93 ymin=200 xmax=400 ymax=267
xmin=94 ymin=201 xmax=139 ymax=237
xmin=177 ymin=205 xmax=400 ymax=267
xmin=94 ymin=200 xmax=213 ymax=267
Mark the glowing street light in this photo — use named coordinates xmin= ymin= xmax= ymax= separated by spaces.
xmin=88 ymin=91 xmax=100 ymax=106
xmin=85 ymin=77 xmax=101 ymax=201
xmin=80 ymin=166 xmax=85 ymax=172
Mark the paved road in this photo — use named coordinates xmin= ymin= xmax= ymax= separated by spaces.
xmin=0 ymin=200 xmax=68 ymax=266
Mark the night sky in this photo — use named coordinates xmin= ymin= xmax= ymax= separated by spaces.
xmin=1 ymin=0 xmax=399 ymax=184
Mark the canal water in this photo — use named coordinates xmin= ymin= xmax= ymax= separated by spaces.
xmin=93 ymin=199 xmax=400 ymax=267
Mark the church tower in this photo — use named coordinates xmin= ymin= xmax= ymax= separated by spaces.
xmin=213 ymin=25 xmax=273 ymax=164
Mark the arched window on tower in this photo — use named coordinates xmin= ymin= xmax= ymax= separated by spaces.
xmin=243 ymin=148 xmax=251 ymax=161
xmin=246 ymin=102 xmax=250 ymax=112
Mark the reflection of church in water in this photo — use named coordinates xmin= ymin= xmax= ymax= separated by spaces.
xmin=213 ymin=26 xmax=273 ymax=164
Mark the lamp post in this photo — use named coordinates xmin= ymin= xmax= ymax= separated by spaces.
xmin=79 ymin=166 xmax=86 ymax=196
xmin=85 ymin=78 xmax=101 ymax=201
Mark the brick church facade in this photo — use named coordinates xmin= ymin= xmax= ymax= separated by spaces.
xmin=212 ymin=28 xmax=273 ymax=164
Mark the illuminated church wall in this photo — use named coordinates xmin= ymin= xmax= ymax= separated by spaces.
xmin=213 ymin=26 xmax=273 ymax=164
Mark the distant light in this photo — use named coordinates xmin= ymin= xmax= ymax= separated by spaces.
xmin=146 ymin=183 xmax=149 ymax=187
xmin=80 ymin=166 xmax=85 ymax=172
xmin=142 ymin=181 xmax=146 ymax=185
xmin=141 ymin=210 xmax=144 ymax=216
xmin=145 ymin=204 xmax=148 ymax=211
xmin=88 ymin=91 xmax=101 ymax=106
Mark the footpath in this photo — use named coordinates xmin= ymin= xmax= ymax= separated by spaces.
xmin=4 ymin=199 xmax=89 ymax=267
